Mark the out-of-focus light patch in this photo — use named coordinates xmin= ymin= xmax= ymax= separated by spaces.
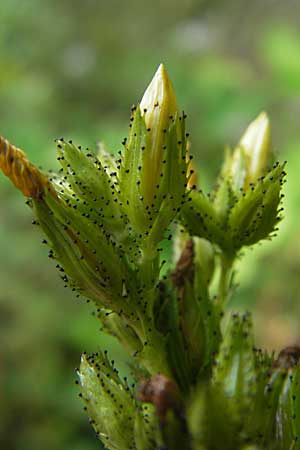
xmin=61 ymin=43 xmax=96 ymax=78
xmin=254 ymin=312 xmax=299 ymax=351
xmin=259 ymin=24 xmax=300 ymax=93
xmin=171 ymin=19 xmax=219 ymax=53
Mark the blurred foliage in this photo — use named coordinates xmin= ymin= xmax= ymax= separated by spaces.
xmin=1 ymin=0 xmax=300 ymax=449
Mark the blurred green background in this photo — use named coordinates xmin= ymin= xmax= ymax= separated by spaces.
xmin=1 ymin=1 xmax=300 ymax=449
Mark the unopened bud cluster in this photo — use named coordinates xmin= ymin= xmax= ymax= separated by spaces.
xmin=182 ymin=111 xmax=285 ymax=256
xmin=0 ymin=65 xmax=296 ymax=450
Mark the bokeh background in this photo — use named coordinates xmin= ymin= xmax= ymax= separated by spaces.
xmin=1 ymin=1 xmax=300 ymax=449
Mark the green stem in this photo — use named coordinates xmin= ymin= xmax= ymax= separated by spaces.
xmin=134 ymin=248 xmax=174 ymax=378
xmin=217 ymin=252 xmax=235 ymax=307
xmin=126 ymin=307 xmax=173 ymax=377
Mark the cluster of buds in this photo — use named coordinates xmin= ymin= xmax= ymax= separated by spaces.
xmin=0 ymin=65 xmax=297 ymax=450
xmin=181 ymin=112 xmax=286 ymax=257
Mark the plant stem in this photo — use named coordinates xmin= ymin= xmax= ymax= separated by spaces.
xmin=135 ymin=247 xmax=174 ymax=378
xmin=217 ymin=252 xmax=235 ymax=307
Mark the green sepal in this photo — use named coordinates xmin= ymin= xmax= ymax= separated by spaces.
xmin=213 ymin=177 xmax=236 ymax=227
xmin=178 ymin=280 xmax=206 ymax=381
xmin=188 ymin=383 xmax=241 ymax=450
xmin=181 ymin=162 xmax=285 ymax=255
xmin=32 ymin=192 xmax=128 ymax=308
xmin=275 ymin=366 xmax=300 ymax=450
xmin=79 ymin=351 xmax=138 ymax=450
xmin=212 ymin=312 xmax=256 ymax=415
xmin=286 ymin=367 xmax=300 ymax=449
xmin=180 ymin=189 xmax=223 ymax=244
xmin=118 ymin=108 xmax=149 ymax=234
xmin=227 ymin=162 xmax=285 ymax=251
xmin=138 ymin=327 xmax=173 ymax=378
xmin=155 ymin=114 xmax=187 ymax=202
xmin=143 ymin=194 xmax=182 ymax=259
xmin=212 ymin=147 xmax=239 ymax=224
xmin=161 ymin=408 xmax=192 ymax=450
xmin=134 ymin=404 xmax=161 ymax=450
xmin=229 ymin=146 xmax=248 ymax=195
xmin=252 ymin=367 xmax=286 ymax=447
xmin=119 ymin=108 xmax=188 ymax=251
xmin=194 ymin=269 xmax=221 ymax=375
xmin=97 ymin=308 xmax=143 ymax=356
xmin=95 ymin=141 xmax=118 ymax=172
xmin=33 ymin=198 xmax=116 ymax=306
xmin=55 ymin=140 xmax=126 ymax=239
xmin=154 ymin=280 xmax=194 ymax=390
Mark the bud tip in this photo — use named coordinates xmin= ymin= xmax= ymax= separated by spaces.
xmin=239 ymin=111 xmax=272 ymax=183
xmin=140 ymin=63 xmax=178 ymax=120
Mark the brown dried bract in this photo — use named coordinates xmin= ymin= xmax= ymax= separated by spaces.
xmin=273 ymin=345 xmax=300 ymax=370
xmin=0 ymin=136 xmax=52 ymax=198
xmin=138 ymin=374 xmax=181 ymax=424
xmin=171 ymin=239 xmax=194 ymax=288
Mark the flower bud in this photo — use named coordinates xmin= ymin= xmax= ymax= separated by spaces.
xmin=182 ymin=113 xmax=284 ymax=255
xmin=238 ymin=111 xmax=272 ymax=186
xmin=188 ymin=382 xmax=240 ymax=449
xmin=213 ymin=313 xmax=256 ymax=411
xmin=119 ymin=64 xmax=188 ymax=248
xmin=0 ymin=136 xmax=53 ymax=198
xmin=213 ymin=113 xmax=271 ymax=210
xmin=171 ymin=239 xmax=206 ymax=375
xmin=140 ymin=63 xmax=178 ymax=201
xmin=79 ymin=352 xmax=137 ymax=449
xmin=213 ymin=112 xmax=271 ymax=216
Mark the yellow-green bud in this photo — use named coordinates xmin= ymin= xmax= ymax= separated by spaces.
xmin=195 ymin=112 xmax=282 ymax=254
xmin=119 ymin=64 xmax=188 ymax=248
xmin=140 ymin=63 xmax=178 ymax=203
xmin=239 ymin=111 xmax=272 ymax=186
